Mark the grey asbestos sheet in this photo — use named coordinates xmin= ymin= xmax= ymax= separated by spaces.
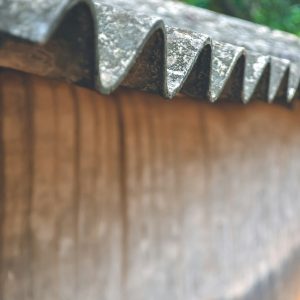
xmin=0 ymin=0 xmax=299 ymax=103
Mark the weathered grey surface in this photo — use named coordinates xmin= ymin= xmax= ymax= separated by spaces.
xmin=0 ymin=0 xmax=299 ymax=103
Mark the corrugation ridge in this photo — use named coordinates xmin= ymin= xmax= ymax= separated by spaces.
xmin=0 ymin=0 xmax=299 ymax=103
xmin=209 ymin=41 xmax=245 ymax=102
xmin=288 ymin=63 xmax=300 ymax=102
xmin=164 ymin=26 xmax=211 ymax=98
xmin=268 ymin=57 xmax=290 ymax=103
xmin=243 ymin=53 xmax=270 ymax=103
xmin=93 ymin=3 xmax=167 ymax=94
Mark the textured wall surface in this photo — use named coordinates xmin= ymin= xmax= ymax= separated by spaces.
xmin=1 ymin=70 xmax=300 ymax=299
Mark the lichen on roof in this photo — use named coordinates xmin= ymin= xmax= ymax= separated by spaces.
xmin=0 ymin=0 xmax=299 ymax=103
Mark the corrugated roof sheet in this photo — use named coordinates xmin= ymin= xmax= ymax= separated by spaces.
xmin=0 ymin=0 xmax=299 ymax=103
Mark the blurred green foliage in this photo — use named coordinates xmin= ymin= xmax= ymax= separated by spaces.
xmin=184 ymin=0 xmax=300 ymax=36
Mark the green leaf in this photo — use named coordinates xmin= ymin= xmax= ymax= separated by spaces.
xmin=182 ymin=0 xmax=300 ymax=36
